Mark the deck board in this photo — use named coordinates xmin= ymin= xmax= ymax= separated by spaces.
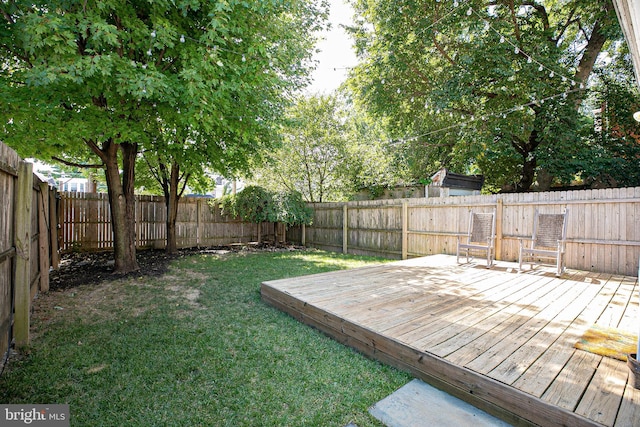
xmin=575 ymin=357 xmax=628 ymax=426
xmin=261 ymin=254 xmax=639 ymax=427
xmin=616 ymin=384 xmax=640 ymax=427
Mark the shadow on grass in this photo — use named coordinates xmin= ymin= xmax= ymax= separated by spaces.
xmin=1 ymin=249 xmax=409 ymax=427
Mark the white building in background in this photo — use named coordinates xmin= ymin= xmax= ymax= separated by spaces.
xmin=32 ymin=158 xmax=242 ymax=196
xmin=30 ymin=159 xmax=94 ymax=193
xmin=58 ymin=177 xmax=92 ymax=193
xmin=186 ymin=176 xmax=244 ymax=199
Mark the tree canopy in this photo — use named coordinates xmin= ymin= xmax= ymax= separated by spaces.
xmin=581 ymin=51 xmax=640 ymax=188
xmin=347 ymin=0 xmax=624 ymax=192
xmin=250 ymin=95 xmax=352 ymax=202
xmin=0 ymin=0 xmax=328 ymax=270
xmin=250 ymin=94 xmax=405 ymax=201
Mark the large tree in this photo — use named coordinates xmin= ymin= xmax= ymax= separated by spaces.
xmin=251 ymin=95 xmax=352 ymax=202
xmin=251 ymin=94 xmax=406 ymax=201
xmin=580 ymin=49 xmax=640 ymax=188
xmin=347 ymin=0 xmax=622 ymax=191
xmin=0 ymin=0 xmax=328 ymax=271
xmin=137 ymin=121 xmax=210 ymax=255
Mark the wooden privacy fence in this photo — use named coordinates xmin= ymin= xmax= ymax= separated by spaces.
xmin=59 ymin=193 xmax=273 ymax=253
xmin=288 ymin=186 xmax=640 ymax=276
xmin=0 ymin=141 xmax=59 ymax=365
xmin=61 ymin=186 xmax=640 ymax=276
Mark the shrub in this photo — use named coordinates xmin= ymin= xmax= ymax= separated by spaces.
xmin=275 ymin=190 xmax=313 ymax=226
xmin=220 ymin=186 xmax=313 ymax=227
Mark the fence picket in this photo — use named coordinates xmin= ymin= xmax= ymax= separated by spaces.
xmin=301 ymin=190 xmax=640 ymax=276
xmin=0 ymin=142 xmax=54 ymax=355
xmin=60 ymin=193 xmax=258 ymax=252
xmin=58 ymin=186 xmax=640 ymax=276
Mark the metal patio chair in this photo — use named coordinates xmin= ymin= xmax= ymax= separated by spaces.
xmin=456 ymin=210 xmax=496 ymax=268
xmin=518 ymin=209 xmax=569 ymax=276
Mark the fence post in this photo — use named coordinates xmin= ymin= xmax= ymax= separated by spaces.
xmin=301 ymin=223 xmax=306 ymax=246
xmin=14 ymin=161 xmax=32 ymax=349
xmin=197 ymin=198 xmax=202 ymax=247
xmin=343 ymin=204 xmax=348 ymax=254
xmin=49 ymin=188 xmax=59 ymax=269
xmin=495 ymin=198 xmax=503 ymax=260
xmin=402 ymin=201 xmax=408 ymax=260
xmin=38 ymin=182 xmax=50 ymax=292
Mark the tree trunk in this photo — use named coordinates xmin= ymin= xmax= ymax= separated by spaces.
xmin=103 ymin=140 xmax=139 ymax=273
xmin=257 ymin=222 xmax=262 ymax=243
xmin=516 ymin=9 xmax=610 ymax=190
xmin=516 ymin=154 xmax=537 ymax=192
xmin=572 ymin=17 xmax=609 ymax=107
xmin=536 ymin=168 xmax=554 ymax=191
xmin=165 ymin=198 xmax=178 ymax=254
xmin=513 ymin=129 xmax=541 ymax=192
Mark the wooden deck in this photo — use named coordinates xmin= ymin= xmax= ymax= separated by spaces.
xmin=261 ymin=255 xmax=640 ymax=427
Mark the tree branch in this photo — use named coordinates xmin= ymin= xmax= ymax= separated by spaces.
xmin=555 ymin=7 xmax=577 ymax=42
xmin=576 ymin=18 xmax=589 ymax=41
xmin=52 ymin=156 xmax=104 ymax=169
xmin=155 ymin=47 xmax=167 ymax=67
xmin=432 ymin=35 xmax=457 ymax=67
xmin=83 ymin=137 xmax=108 ymax=163
xmin=572 ymin=18 xmax=608 ymax=106
xmin=143 ymin=153 xmax=163 ymax=184
xmin=0 ymin=5 xmax=15 ymax=24
xmin=161 ymin=57 xmax=177 ymax=72
xmin=113 ymin=14 xmax=125 ymax=58
xmin=0 ymin=43 xmax=33 ymax=66
xmin=522 ymin=1 xmax=550 ymax=32
xmin=508 ymin=0 xmax=522 ymax=43
xmin=178 ymin=171 xmax=190 ymax=198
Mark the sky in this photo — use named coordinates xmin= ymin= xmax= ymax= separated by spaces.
xmin=306 ymin=0 xmax=358 ymax=94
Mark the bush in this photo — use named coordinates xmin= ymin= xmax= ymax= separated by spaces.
xmin=274 ymin=191 xmax=313 ymax=226
xmin=219 ymin=186 xmax=312 ymax=226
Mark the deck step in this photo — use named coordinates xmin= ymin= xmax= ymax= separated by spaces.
xmin=369 ymin=379 xmax=512 ymax=427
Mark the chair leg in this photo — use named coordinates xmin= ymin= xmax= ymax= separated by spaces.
xmin=555 ymin=241 xmax=564 ymax=276
xmin=556 ymin=252 xmax=564 ymax=277
xmin=519 ymin=247 xmax=523 ymax=272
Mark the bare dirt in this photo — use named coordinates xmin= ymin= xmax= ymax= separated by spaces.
xmin=49 ymin=243 xmax=304 ymax=291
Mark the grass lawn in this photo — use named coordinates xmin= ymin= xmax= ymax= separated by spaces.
xmin=0 ymin=249 xmax=410 ymax=426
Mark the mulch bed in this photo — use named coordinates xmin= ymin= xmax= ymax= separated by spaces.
xmin=49 ymin=243 xmax=304 ymax=291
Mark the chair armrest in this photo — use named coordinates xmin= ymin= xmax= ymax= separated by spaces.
xmin=518 ymin=237 xmax=533 ymax=247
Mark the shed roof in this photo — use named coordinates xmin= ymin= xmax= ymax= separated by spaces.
xmin=429 ymin=168 xmax=484 ymax=190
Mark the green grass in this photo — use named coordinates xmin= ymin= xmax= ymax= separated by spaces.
xmin=0 ymin=250 xmax=410 ymax=426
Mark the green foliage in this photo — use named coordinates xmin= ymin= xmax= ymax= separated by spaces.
xmin=0 ymin=0 xmax=329 ymax=173
xmin=250 ymin=94 xmax=407 ymax=201
xmin=580 ymin=75 xmax=640 ymax=187
xmin=0 ymin=0 xmax=329 ymax=266
xmin=259 ymin=95 xmax=352 ymax=202
xmin=347 ymin=0 xmax=622 ymax=191
xmin=274 ymin=190 xmax=313 ymax=226
xmin=220 ymin=186 xmax=313 ymax=226
xmin=342 ymin=97 xmax=411 ymax=195
xmin=221 ymin=185 xmax=277 ymax=224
